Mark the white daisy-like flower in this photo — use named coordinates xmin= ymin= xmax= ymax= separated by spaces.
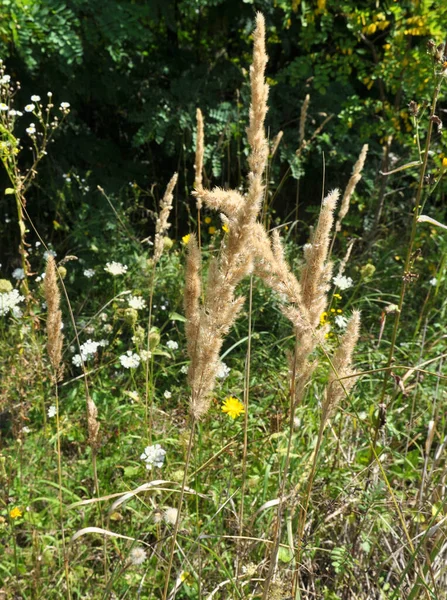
xmin=164 ymin=507 xmax=178 ymax=525
xmin=216 ymin=361 xmax=230 ymax=379
xmin=83 ymin=268 xmax=95 ymax=278
xmin=31 ymin=95 xmax=41 ymax=102
xmin=60 ymin=102 xmax=70 ymax=110
xmin=333 ymin=274 xmax=354 ymax=290
xmin=104 ymin=261 xmax=128 ymax=276
xmin=163 ymin=390 xmax=172 ymax=399
xmin=12 ymin=268 xmax=25 ymax=280
xmin=334 ymin=314 xmax=348 ymax=329
xmin=0 ymin=289 xmax=25 ymax=317
xmin=48 ymin=405 xmax=56 ymax=418
xmin=429 ymin=277 xmax=438 ymax=286
xmin=119 ymin=351 xmax=141 ymax=369
xmin=0 ymin=102 xmax=8 ymax=111
xmin=8 ymin=109 xmax=17 ymax=116
xmin=129 ymin=547 xmax=147 ymax=566
xmin=166 ymin=340 xmax=178 ymax=350
xmin=140 ymin=444 xmax=166 ymax=469
xmin=26 ymin=125 xmax=36 ymax=135
xmin=24 ymin=103 xmax=35 ymax=112
xmin=128 ymin=295 xmax=146 ymax=310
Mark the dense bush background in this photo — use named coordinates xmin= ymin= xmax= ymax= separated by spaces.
xmin=1 ymin=0 xmax=447 ymax=264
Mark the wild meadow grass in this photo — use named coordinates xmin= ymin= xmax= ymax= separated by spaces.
xmin=1 ymin=13 xmax=447 ymax=600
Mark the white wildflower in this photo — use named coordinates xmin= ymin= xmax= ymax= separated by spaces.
xmin=129 ymin=547 xmax=147 ymax=566
xmin=429 ymin=277 xmax=437 ymax=286
xmin=21 ymin=426 xmax=31 ymax=434
xmin=128 ymin=295 xmax=146 ymax=310
xmin=180 ymin=364 xmax=189 ymax=374
xmin=26 ymin=124 xmax=36 ymax=135
xmin=333 ymin=274 xmax=354 ymax=290
xmin=83 ymin=268 xmax=95 ymax=278
xmin=164 ymin=507 xmax=178 ymax=525
xmin=31 ymin=95 xmax=41 ymax=102
xmin=140 ymin=444 xmax=166 ymax=469
xmin=0 ymin=290 xmax=25 ymax=317
xmin=12 ymin=268 xmax=25 ymax=280
xmin=24 ymin=103 xmax=35 ymax=112
xmin=60 ymin=102 xmax=70 ymax=110
xmin=0 ymin=102 xmax=9 ymax=111
xmin=47 ymin=405 xmax=56 ymax=418
xmin=334 ymin=314 xmax=348 ymax=328
xmin=104 ymin=261 xmax=128 ymax=276
xmin=216 ymin=361 xmax=230 ymax=379
xmin=119 ymin=351 xmax=141 ymax=369
xmin=139 ymin=349 xmax=151 ymax=362
xmin=163 ymin=390 xmax=172 ymax=399
xmin=166 ymin=340 xmax=178 ymax=350
xmin=72 ymin=354 xmax=82 ymax=367
xmin=0 ymin=75 xmax=11 ymax=84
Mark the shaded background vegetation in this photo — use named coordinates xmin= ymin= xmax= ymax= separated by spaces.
xmin=1 ymin=0 xmax=447 ymax=267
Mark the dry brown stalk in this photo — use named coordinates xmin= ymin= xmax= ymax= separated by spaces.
xmin=336 ymin=144 xmax=368 ymax=232
xmin=87 ymin=396 xmax=100 ymax=450
xmin=44 ymin=256 xmax=64 ymax=380
xmin=270 ymin=130 xmax=283 ymax=158
xmin=299 ymin=93 xmax=310 ymax=147
xmin=153 ymin=173 xmax=178 ymax=262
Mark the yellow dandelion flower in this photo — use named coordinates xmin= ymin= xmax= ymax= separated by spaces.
xmin=330 ymin=308 xmax=336 ymax=313
xmin=222 ymin=224 xmax=229 ymax=233
xmin=221 ymin=396 xmax=245 ymax=419
xmin=182 ymin=234 xmax=191 ymax=245
xmin=208 ymin=226 xmax=216 ymax=235
xmin=9 ymin=507 xmax=22 ymax=519
xmin=204 ymin=216 xmax=212 ymax=224
xmin=337 ymin=309 xmax=342 ymax=314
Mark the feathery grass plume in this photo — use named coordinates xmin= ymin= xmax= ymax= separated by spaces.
xmin=299 ymin=93 xmax=310 ymax=147
xmin=194 ymin=109 xmax=204 ymax=209
xmin=321 ymin=310 xmax=361 ymax=429
xmin=87 ymin=396 xmax=100 ymax=449
xmin=335 ymin=144 xmax=368 ymax=232
xmin=337 ymin=238 xmax=355 ymax=278
xmin=153 ymin=173 xmax=178 ymax=262
xmin=186 ymin=13 xmax=269 ymax=419
xmin=270 ymin=130 xmax=283 ymax=158
xmin=300 ymin=189 xmax=339 ymax=327
xmin=44 ymin=255 xmax=64 ymax=380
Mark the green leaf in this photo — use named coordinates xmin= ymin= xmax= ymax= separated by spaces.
xmin=5 ymin=188 xmax=14 ymax=195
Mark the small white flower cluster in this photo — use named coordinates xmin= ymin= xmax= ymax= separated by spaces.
xmin=26 ymin=123 xmax=36 ymax=136
xmin=139 ymin=349 xmax=151 ymax=363
xmin=429 ymin=277 xmax=438 ymax=286
xmin=0 ymin=74 xmax=11 ymax=85
xmin=180 ymin=364 xmax=189 ymax=374
xmin=24 ymin=103 xmax=35 ymax=113
xmin=0 ymin=289 xmax=25 ymax=317
xmin=84 ymin=268 xmax=95 ymax=278
xmin=128 ymin=295 xmax=146 ymax=310
xmin=12 ymin=268 xmax=25 ymax=280
xmin=166 ymin=340 xmax=178 ymax=350
xmin=216 ymin=361 xmax=230 ymax=379
xmin=48 ymin=405 xmax=56 ymax=418
xmin=163 ymin=390 xmax=172 ymax=399
xmin=119 ymin=350 xmax=141 ymax=369
xmin=72 ymin=339 xmax=108 ymax=367
xmin=43 ymin=249 xmax=57 ymax=260
xmin=104 ymin=261 xmax=128 ymax=276
xmin=140 ymin=444 xmax=166 ymax=469
xmin=333 ymin=274 xmax=354 ymax=291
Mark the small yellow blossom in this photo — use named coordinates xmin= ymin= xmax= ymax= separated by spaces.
xmin=208 ymin=226 xmax=216 ymax=235
xmin=337 ymin=309 xmax=342 ymax=314
xmin=204 ymin=216 xmax=212 ymax=224
xmin=442 ymin=157 xmax=447 ymax=168
xmin=9 ymin=507 xmax=22 ymax=519
xmin=221 ymin=396 xmax=245 ymax=419
xmin=182 ymin=234 xmax=191 ymax=245
xmin=320 ymin=311 xmax=329 ymax=326
xmin=222 ymin=224 xmax=229 ymax=233
xmin=333 ymin=293 xmax=342 ymax=300
xmin=330 ymin=308 xmax=336 ymax=313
